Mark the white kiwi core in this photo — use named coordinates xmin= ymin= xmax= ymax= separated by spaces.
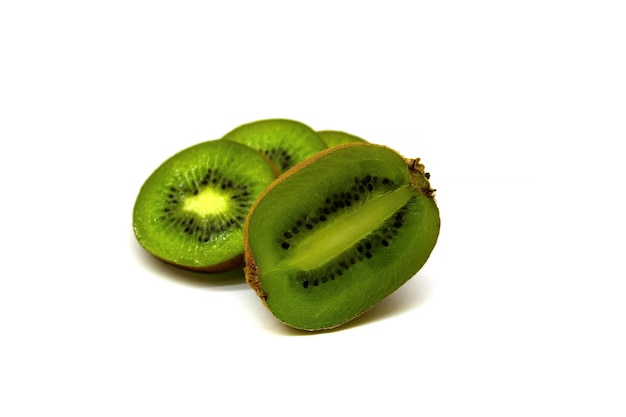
xmin=182 ymin=188 xmax=229 ymax=216
xmin=281 ymin=185 xmax=413 ymax=270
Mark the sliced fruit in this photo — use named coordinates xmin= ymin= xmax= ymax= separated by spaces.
xmin=133 ymin=139 xmax=276 ymax=272
xmin=244 ymin=142 xmax=440 ymax=330
xmin=222 ymin=118 xmax=327 ymax=174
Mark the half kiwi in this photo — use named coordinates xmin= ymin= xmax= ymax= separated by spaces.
xmin=133 ymin=139 xmax=276 ymax=272
xmin=244 ymin=143 xmax=440 ymax=330
xmin=222 ymin=119 xmax=328 ymax=174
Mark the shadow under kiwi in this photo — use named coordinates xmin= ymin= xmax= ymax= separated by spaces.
xmin=131 ymin=235 xmax=248 ymax=290
xmin=271 ymin=275 xmax=433 ymax=336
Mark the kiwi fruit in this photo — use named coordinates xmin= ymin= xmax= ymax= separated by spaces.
xmin=317 ymin=130 xmax=367 ymax=147
xmin=222 ymin=119 xmax=328 ymax=174
xmin=244 ymin=142 xmax=440 ymax=330
xmin=133 ymin=139 xmax=276 ymax=272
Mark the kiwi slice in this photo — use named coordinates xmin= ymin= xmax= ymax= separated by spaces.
xmin=317 ymin=130 xmax=367 ymax=147
xmin=222 ymin=119 xmax=328 ymax=174
xmin=133 ymin=139 xmax=276 ymax=272
xmin=244 ymin=143 xmax=440 ymax=330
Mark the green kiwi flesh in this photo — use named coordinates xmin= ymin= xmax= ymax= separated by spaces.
xmin=317 ymin=130 xmax=367 ymax=147
xmin=222 ymin=119 xmax=328 ymax=174
xmin=133 ymin=139 xmax=276 ymax=272
xmin=244 ymin=143 xmax=440 ymax=330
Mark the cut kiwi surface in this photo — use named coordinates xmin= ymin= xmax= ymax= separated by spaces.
xmin=317 ymin=130 xmax=367 ymax=147
xmin=133 ymin=139 xmax=276 ymax=272
xmin=222 ymin=119 xmax=327 ymax=174
xmin=244 ymin=143 xmax=440 ymax=330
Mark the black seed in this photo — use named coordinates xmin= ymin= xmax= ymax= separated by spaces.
xmin=425 ymin=172 xmax=431 ymax=179
xmin=365 ymin=242 xmax=372 ymax=250
xmin=350 ymin=258 xmax=356 ymax=264
xmin=322 ymin=276 xmax=328 ymax=283
xmin=345 ymin=200 xmax=351 ymax=206
xmin=382 ymin=239 xmax=389 ymax=247
xmin=313 ymin=279 xmax=319 ymax=286
xmin=337 ymin=269 xmax=343 ymax=276
xmin=292 ymin=226 xmax=299 ymax=234
xmin=357 ymin=245 xmax=364 ymax=253
xmin=306 ymin=223 xmax=313 ymax=230
xmin=394 ymin=222 xmax=402 ymax=228
xmin=366 ymin=252 xmax=372 ymax=259
xmin=354 ymin=194 xmax=359 ymax=201
xmin=284 ymin=232 xmax=293 ymax=239
xmin=382 ymin=178 xmax=390 ymax=185
xmin=281 ymin=242 xmax=290 ymax=249
xmin=319 ymin=215 xmax=327 ymax=222
xmin=367 ymin=183 xmax=373 ymax=191
xmin=303 ymin=280 xmax=309 ymax=289
xmin=330 ymin=273 xmax=335 ymax=280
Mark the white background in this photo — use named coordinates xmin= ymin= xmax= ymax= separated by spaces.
xmin=1 ymin=1 xmax=625 ymax=416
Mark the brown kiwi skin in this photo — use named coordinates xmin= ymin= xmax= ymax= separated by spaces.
xmin=243 ymin=142 xmax=436 ymax=313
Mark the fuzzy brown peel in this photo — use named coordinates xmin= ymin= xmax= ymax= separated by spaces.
xmin=405 ymin=157 xmax=437 ymax=200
